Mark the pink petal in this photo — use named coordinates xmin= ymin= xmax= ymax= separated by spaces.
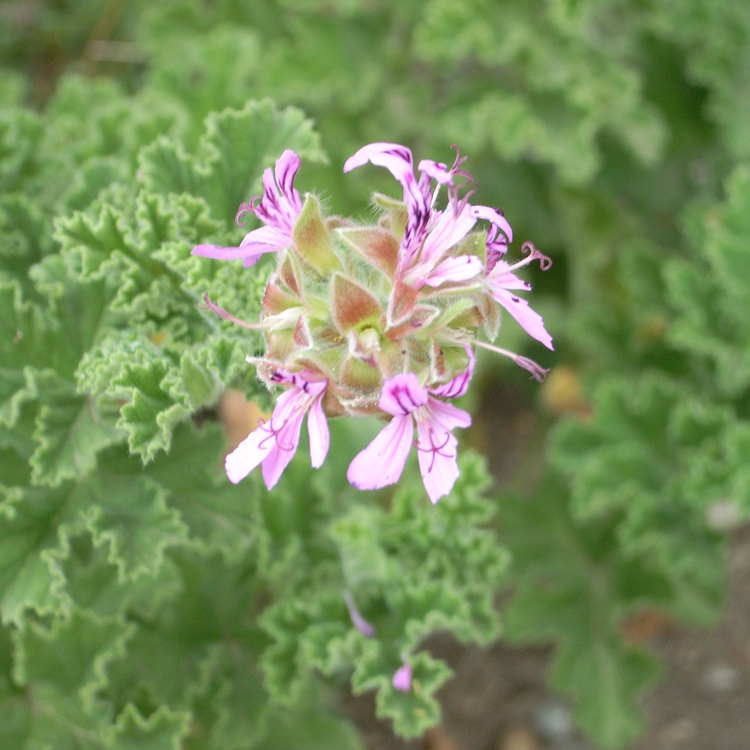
xmin=487 ymin=261 xmax=531 ymax=291
xmin=471 ymin=205 xmax=513 ymax=243
xmin=417 ymin=202 xmax=476 ymax=269
xmin=418 ymin=159 xmax=453 ymax=184
xmin=343 ymin=142 xmax=414 ymax=184
xmin=261 ymin=417 xmax=304 ymax=490
xmin=343 ymin=591 xmax=375 ymax=637
xmin=245 ymin=385 xmax=306 ymax=489
xmin=491 ymin=288 xmax=554 ymax=350
xmin=423 ymin=255 xmax=483 ymax=287
xmin=425 ymin=397 xmax=472 ymax=432
xmin=307 ymin=394 xmax=330 ymax=468
xmin=416 ymin=424 xmax=460 ymax=503
xmin=275 ymin=149 xmax=302 ymax=202
xmin=378 ymin=373 xmax=429 ymax=417
xmin=225 ymin=428 xmax=274 ymax=484
xmin=430 ymin=347 xmax=475 ymax=399
xmin=347 ymin=414 xmax=414 ymax=490
xmin=392 ymin=663 xmax=412 ymax=692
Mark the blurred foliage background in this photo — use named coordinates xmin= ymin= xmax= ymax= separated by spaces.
xmin=1 ymin=0 xmax=750 ymax=748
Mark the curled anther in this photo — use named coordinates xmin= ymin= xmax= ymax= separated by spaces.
xmin=521 ymin=241 xmax=552 ymax=271
xmin=235 ymin=202 xmax=254 ymax=226
xmin=257 ymin=422 xmax=296 ymax=452
xmin=515 ymin=356 xmax=550 ymax=382
xmin=448 ymin=144 xmax=475 ymax=185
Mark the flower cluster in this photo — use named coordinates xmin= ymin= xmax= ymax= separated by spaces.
xmin=194 ymin=143 xmax=552 ymax=503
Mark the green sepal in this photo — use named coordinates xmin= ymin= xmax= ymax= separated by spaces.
xmin=370 ymin=192 xmax=407 ymax=239
xmin=418 ymin=295 xmax=476 ymax=337
xmin=292 ymin=193 xmax=341 ymax=275
xmin=330 ymin=273 xmax=384 ymax=335
xmin=336 ymin=226 xmax=399 ymax=279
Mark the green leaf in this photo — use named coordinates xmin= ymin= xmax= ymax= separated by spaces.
xmin=15 ymin=609 xmax=131 ymax=702
xmin=553 ymin=637 xmax=660 ymax=749
xmin=139 ymin=99 xmax=326 ymax=225
xmin=499 ymin=473 xmax=666 ymax=749
xmin=29 ymin=369 xmax=123 ymax=487
xmin=666 ymin=164 xmax=750 ymax=395
xmin=0 ymin=280 xmax=56 ymax=375
xmin=0 ymin=193 xmax=50 ymax=292
xmin=12 ymin=610 xmax=133 ymax=750
xmin=142 ymin=422 xmax=259 ymax=563
xmin=360 ymin=650 xmax=453 ymax=740
xmin=109 ymin=705 xmax=191 ymax=750
xmin=0 ymin=482 xmax=73 ymax=625
xmin=103 ymin=549 xmax=259 ymax=712
xmin=0 ymin=108 xmax=43 ymax=192
xmin=112 ymin=359 xmax=191 ymax=463
xmin=60 ymin=532 xmax=182 ymax=620
xmin=80 ymin=470 xmax=188 ymax=582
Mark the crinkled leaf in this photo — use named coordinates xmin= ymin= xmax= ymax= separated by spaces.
xmin=139 ymin=99 xmax=325 ymax=225
xmin=109 ymin=704 xmax=191 ymax=750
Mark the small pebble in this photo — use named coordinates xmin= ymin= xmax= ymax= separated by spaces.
xmin=555 ymin=742 xmax=593 ymax=750
xmin=657 ymin=717 xmax=696 ymax=748
xmin=497 ymin=727 xmax=539 ymax=750
xmin=425 ymin=726 xmax=462 ymax=750
xmin=702 ymin=662 xmax=741 ymax=693
xmin=533 ymin=699 xmax=573 ymax=742
xmin=706 ymin=500 xmax=741 ymax=531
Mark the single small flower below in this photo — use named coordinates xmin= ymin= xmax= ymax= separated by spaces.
xmin=347 ymin=372 xmax=472 ymax=504
xmin=225 ymin=369 xmax=328 ymax=489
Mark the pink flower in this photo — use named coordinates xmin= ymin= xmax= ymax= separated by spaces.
xmin=344 ymin=143 xmax=513 ymax=290
xmin=392 ymin=661 xmax=412 ymax=692
xmin=225 ymin=369 xmax=329 ymax=489
xmin=192 ymin=149 xmax=302 ymax=267
xmin=486 ymin=242 xmax=553 ymax=350
xmin=346 ymin=372 xmax=472 ymax=504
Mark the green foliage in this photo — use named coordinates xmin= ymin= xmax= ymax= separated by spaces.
xmin=259 ymin=449 xmax=505 ymax=737
xmin=498 ymin=474 xmax=663 ymax=748
xmin=666 ymin=165 xmax=750 ymax=396
xmin=2 ymin=0 xmax=750 ymax=747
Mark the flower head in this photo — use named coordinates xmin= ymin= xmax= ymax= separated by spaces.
xmin=192 ymin=149 xmax=302 ymax=267
xmin=225 ymin=368 xmax=328 ymax=489
xmin=347 ymin=372 xmax=472 ymax=504
xmin=195 ymin=142 xmax=553 ymax=501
